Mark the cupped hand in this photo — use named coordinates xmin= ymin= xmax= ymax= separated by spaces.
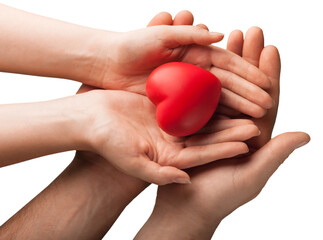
xmin=89 ymin=11 xmax=274 ymax=118
xmin=136 ymin=26 xmax=310 ymax=239
xmin=77 ymin=86 xmax=259 ymax=186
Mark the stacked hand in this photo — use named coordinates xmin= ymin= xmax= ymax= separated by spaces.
xmin=90 ymin=17 xmax=273 ymax=118
xmin=134 ymin=12 xmax=310 ymax=239
xmin=0 ymin=5 xmax=310 ymax=240
xmin=75 ymin=86 xmax=258 ymax=185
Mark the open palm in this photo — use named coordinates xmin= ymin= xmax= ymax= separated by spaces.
xmin=78 ymin=85 xmax=259 ymax=185
xmin=146 ymin=19 xmax=310 ymax=238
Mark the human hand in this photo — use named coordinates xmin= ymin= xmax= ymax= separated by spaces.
xmin=75 ymin=86 xmax=261 ymax=185
xmin=135 ymin=27 xmax=310 ymax=239
xmin=88 ymin=11 xmax=274 ymax=118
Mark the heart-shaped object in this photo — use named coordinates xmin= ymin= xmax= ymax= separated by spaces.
xmin=146 ymin=62 xmax=221 ymax=136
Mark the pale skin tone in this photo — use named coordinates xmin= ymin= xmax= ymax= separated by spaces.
xmin=0 ymin=11 xmax=310 ymax=240
xmin=0 ymin=3 xmax=274 ymax=118
xmin=0 ymin=87 xmax=261 ymax=185
xmin=0 ymin=4 xmax=274 ymax=184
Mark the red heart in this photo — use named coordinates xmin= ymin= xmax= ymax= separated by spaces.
xmin=146 ymin=62 xmax=221 ymax=136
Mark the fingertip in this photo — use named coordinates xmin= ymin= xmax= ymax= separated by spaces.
xmin=246 ymin=26 xmax=264 ymax=38
xmin=262 ymin=45 xmax=281 ymax=66
xmin=240 ymin=142 xmax=250 ymax=154
xmin=294 ymin=132 xmax=311 ymax=149
xmin=173 ymin=10 xmax=194 ymax=25
xmin=260 ymin=45 xmax=281 ymax=81
xmin=227 ymin=30 xmax=244 ymax=55
xmin=153 ymin=166 xmax=190 ymax=186
xmin=230 ymin=29 xmax=244 ymax=38
xmin=247 ymin=124 xmax=261 ymax=137
xmin=208 ymin=31 xmax=225 ymax=43
xmin=262 ymin=92 xmax=276 ymax=109
xmin=147 ymin=12 xmax=173 ymax=27
xmin=172 ymin=177 xmax=192 ymax=184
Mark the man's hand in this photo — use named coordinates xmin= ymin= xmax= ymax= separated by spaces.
xmin=0 ymin=151 xmax=148 ymax=240
xmin=135 ymin=25 xmax=310 ymax=239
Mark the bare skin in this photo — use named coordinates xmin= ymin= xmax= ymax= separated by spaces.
xmin=135 ymin=12 xmax=310 ymax=240
xmin=0 ymin=88 xmax=258 ymax=240
xmin=0 ymin=3 xmax=274 ymax=118
xmin=0 ymin=10 xmax=309 ymax=240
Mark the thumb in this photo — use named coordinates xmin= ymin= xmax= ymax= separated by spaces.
xmin=129 ymin=155 xmax=191 ymax=186
xmin=246 ymin=132 xmax=310 ymax=187
xmin=158 ymin=25 xmax=224 ymax=47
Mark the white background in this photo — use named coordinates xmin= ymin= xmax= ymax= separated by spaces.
xmin=0 ymin=0 xmax=322 ymax=239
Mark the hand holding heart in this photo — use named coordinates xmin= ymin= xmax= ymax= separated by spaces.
xmin=76 ymin=87 xmax=259 ymax=185
xmin=91 ymin=23 xmax=273 ymax=118
xmin=77 ymin=13 xmax=274 ymax=185
xmin=135 ymin=14 xmax=310 ymax=239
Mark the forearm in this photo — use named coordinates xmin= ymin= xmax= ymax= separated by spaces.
xmin=0 ymin=96 xmax=86 ymax=167
xmin=0 ymin=3 xmax=110 ymax=87
xmin=0 ymin=152 xmax=148 ymax=240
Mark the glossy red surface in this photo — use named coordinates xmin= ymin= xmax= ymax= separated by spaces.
xmin=146 ymin=62 xmax=221 ymax=136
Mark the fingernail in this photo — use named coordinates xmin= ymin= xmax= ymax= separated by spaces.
xmin=258 ymin=130 xmax=262 ymax=136
xmin=295 ymin=141 xmax=309 ymax=149
xmin=173 ymin=178 xmax=191 ymax=184
xmin=273 ymin=100 xmax=276 ymax=107
xmin=209 ymin=32 xmax=224 ymax=37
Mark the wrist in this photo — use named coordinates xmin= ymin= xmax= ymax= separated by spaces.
xmin=0 ymin=97 xmax=91 ymax=166
xmin=80 ymin=29 xmax=120 ymax=89
xmin=136 ymin=195 xmax=221 ymax=240
xmin=74 ymin=151 xmax=148 ymax=200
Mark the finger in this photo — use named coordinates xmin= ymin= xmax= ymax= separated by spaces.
xmin=160 ymin=25 xmax=224 ymax=47
xmin=195 ymin=118 xmax=254 ymax=134
xmin=196 ymin=23 xmax=209 ymax=31
xmin=242 ymin=26 xmax=264 ymax=67
xmin=171 ymin=142 xmax=249 ymax=169
xmin=215 ymin=104 xmax=241 ymax=117
xmin=241 ymin=132 xmax=310 ymax=190
xmin=260 ymin=45 xmax=281 ymax=104
xmin=248 ymin=45 xmax=281 ymax=147
xmin=209 ymin=46 xmax=271 ymax=89
xmin=220 ymin=88 xmax=267 ymax=118
xmin=173 ymin=10 xmax=194 ymax=25
xmin=227 ymin=30 xmax=244 ymax=56
xmin=185 ymin=124 xmax=260 ymax=147
xmin=211 ymin=67 xmax=274 ymax=109
xmin=147 ymin=12 xmax=173 ymax=27
xmin=131 ymin=156 xmax=191 ymax=185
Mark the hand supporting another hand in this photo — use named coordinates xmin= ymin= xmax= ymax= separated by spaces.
xmin=135 ymin=13 xmax=310 ymax=240
xmin=0 ymin=10 xmax=310 ymax=240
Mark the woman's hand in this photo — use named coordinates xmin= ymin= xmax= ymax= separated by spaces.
xmin=0 ymin=4 xmax=273 ymax=118
xmin=75 ymin=88 xmax=259 ymax=185
xmin=91 ymin=19 xmax=273 ymax=118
